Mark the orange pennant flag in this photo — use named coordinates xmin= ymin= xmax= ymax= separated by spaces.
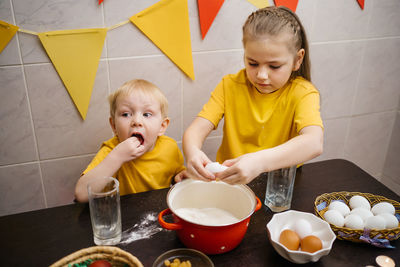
xmin=357 ymin=0 xmax=365 ymax=10
xmin=130 ymin=0 xmax=195 ymax=80
xmin=38 ymin=28 xmax=107 ymax=120
xmin=247 ymin=0 xmax=269 ymax=9
xmin=0 ymin=20 xmax=19 ymax=54
xmin=274 ymin=0 xmax=298 ymax=12
xmin=198 ymin=0 xmax=225 ymax=39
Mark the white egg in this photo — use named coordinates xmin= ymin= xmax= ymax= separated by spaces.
xmin=324 ymin=209 xmax=344 ymax=227
xmin=365 ymin=216 xmax=386 ymax=230
xmin=377 ymin=213 xmax=399 ymax=229
xmin=371 ymin=202 xmax=395 ymax=215
xmin=205 ymin=162 xmax=228 ymax=173
xmin=349 ymin=195 xmax=371 ymax=210
xmin=328 ymin=200 xmax=350 ymax=216
xmin=350 ymin=207 xmax=373 ymax=222
xmin=294 ymin=219 xmax=312 ymax=239
xmin=344 ymin=214 xmax=364 ymax=229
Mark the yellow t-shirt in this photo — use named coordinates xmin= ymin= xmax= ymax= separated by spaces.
xmin=82 ymin=135 xmax=186 ymax=195
xmin=198 ymin=69 xmax=323 ymax=163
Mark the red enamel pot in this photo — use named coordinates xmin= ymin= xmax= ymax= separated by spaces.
xmin=158 ymin=179 xmax=261 ymax=255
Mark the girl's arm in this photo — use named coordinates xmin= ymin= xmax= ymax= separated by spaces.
xmin=182 ymin=117 xmax=216 ymax=181
xmin=217 ymin=125 xmax=323 ymax=184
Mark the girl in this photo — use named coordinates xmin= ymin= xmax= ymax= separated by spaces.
xmin=183 ymin=6 xmax=323 ymax=184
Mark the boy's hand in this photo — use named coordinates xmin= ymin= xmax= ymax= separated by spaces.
xmin=112 ymin=136 xmax=146 ymax=162
xmin=185 ymin=149 xmax=215 ymax=181
xmin=215 ymin=151 xmax=264 ymax=185
xmin=174 ymin=170 xmax=189 ymax=183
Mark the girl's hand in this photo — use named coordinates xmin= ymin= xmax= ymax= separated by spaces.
xmin=215 ymin=151 xmax=265 ymax=184
xmin=112 ymin=136 xmax=146 ymax=162
xmin=185 ymin=149 xmax=215 ymax=181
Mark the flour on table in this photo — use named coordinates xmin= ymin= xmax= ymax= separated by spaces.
xmin=120 ymin=212 xmax=163 ymax=244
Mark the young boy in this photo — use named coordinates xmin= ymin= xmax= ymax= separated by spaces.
xmin=75 ymin=79 xmax=186 ymax=202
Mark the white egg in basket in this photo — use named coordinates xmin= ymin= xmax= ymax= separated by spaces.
xmin=266 ymin=210 xmax=336 ymax=264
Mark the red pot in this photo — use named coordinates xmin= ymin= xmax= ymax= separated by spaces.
xmin=158 ymin=179 xmax=261 ymax=255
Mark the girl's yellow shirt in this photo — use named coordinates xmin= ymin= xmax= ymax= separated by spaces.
xmin=198 ymin=69 xmax=323 ymax=163
xmin=82 ymin=135 xmax=185 ymax=195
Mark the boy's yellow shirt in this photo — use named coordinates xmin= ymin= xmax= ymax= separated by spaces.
xmin=82 ymin=135 xmax=185 ymax=195
xmin=198 ymin=69 xmax=323 ymax=163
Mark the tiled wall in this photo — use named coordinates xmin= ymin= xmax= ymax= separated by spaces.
xmin=0 ymin=0 xmax=399 ymax=216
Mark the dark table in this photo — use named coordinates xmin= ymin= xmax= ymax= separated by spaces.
xmin=1 ymin=159 xmax=399 ymax=266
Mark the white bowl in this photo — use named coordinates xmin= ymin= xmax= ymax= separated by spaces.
xmin=266 ymin=210 xmax=336 ymax=264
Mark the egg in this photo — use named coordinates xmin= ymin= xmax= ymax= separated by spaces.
xmin=371 ymin=202 xmax=395 ymax=215
xmin=205 ymin=162 xmax=228 ymax=173
xmin=365 ymin=215 xmax=386 ymax=230
xmin=294 ymin=219 xmax=312 ymax=239
xmin=349 ymin=195 xmax=371 ymax=210
xmin=350 ymin=207 xmax=373 ymax=222
xmin=377 ymin=213 xmax=399 ymax=229
xmin=279 ymin=229 xmax=300 ymax=251
xmin=328 ymin=200 xmax=350 ymax=216
xmin=344 ymin=214 xmax=364 ymax=229
xmin=300 ymin=235 xmax=323 ymax=253
xmin=324 ymin=209 xmax=345 ymax=227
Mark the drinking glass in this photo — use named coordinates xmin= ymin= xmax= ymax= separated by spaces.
xmin=88 ymin=177 xmax=122 ymax=245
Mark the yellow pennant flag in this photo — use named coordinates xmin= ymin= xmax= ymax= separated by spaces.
xmin=247 ymin=0 xmax=270 ymax=8
xmin=130 ymin=0 xmax=195 ymax=80
xmin=0 ymin=20 xmax=19 ymax=53
xmin=38 ymin=28 xmax=107 ymax=120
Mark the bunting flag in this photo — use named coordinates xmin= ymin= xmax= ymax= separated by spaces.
xmin=274 ymin=0 xmax=298 ymax=12
xmin=247 ymin=0 xmax=270 ymax=9
xmin=0 ymin=20 xmax=19 ymax=53
xmin=198 ymin=0 xmax=225 ymax=39
xmin=357 ymin=0 xmax=365 ymax=10
xmin=38 ymin=28 xmax=107 ymax=120
xmin=130 ymin=0 xmax=195 ymax=80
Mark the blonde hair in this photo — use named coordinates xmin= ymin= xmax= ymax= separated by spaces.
xmin=108 ymin=79 xmax=169 ymax=119
xmin=242 ymin=6 xmax=311 ymax=81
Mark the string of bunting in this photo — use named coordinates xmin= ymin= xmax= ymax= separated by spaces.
xmin=0 ymin=0 xmax=364 ymax=120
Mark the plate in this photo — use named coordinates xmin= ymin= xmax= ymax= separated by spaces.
xmin=152 ymin=248 xmax=214 ymax=267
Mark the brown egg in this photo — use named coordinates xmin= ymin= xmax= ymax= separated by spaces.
xmin=279 ymin=229 xmax=300 ymax=251
xmin=300 ymin=235 xmax=323 ymax=253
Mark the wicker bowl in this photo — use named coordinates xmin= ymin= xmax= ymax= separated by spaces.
xmin=314 ymin=192 xmax=400 ymax=246
xmin=50 ymin=246 xmax=143 ymax=267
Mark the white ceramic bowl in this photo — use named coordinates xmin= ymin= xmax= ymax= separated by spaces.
xmin=266 ymin=210 xmax=336 ymax=264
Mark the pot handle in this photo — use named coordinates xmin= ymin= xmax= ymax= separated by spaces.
xmin=255 ymin=197 xmax=262 ymax=211
xmin=158 ymin=208 xmax=184 ymax=231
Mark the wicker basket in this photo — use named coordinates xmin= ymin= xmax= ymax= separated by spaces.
xmin=50 ymin=246 xmax=143 ymax=267
xmin=314 ymin=192 xmax=400 ymax=245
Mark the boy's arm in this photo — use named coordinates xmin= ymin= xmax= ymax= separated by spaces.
xmin=217 ymin=125 xmax=323 ymax=184
xmin=75 ymin=137 xmax=145 ymax=202
xmin=182 ymin=117 xmax=215 ymax=181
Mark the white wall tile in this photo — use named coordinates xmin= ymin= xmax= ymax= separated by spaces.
xmin=41 ymin=155 xmax=93 ymax=208
xmin=0 ymin=163 xmax=45 ymax=216
xmin=352 ymin=38 xmax=400 ymax=115
xmin=311 ymin=41 xmax=364 ymax=119
xmin=367 ymin=0 xmax=400 ymax=38
xmin=0 ymin=66 xmax=38 ymax=165
xmin=24 ymin=61 xmax=111 ymax=160
xmin=344 ymin=112 xmax=396 ymax=178
xmin=0 ymin=0 xmax=21 ymax=66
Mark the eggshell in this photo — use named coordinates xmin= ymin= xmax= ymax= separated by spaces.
xmin=279 ymin=229 xmax=300 ymax=251
xmin=365 ymin=216 xmax=386 ymax=230
xmin=371 ymin=202 xmax=395 ymax=215
xmin=300 ymin=235 xmax=323 ymax=253
xmin=350 ymin=207 xmax=373 ymax=222
xmin=294 ymin=219 xmax=312 ymax=239
xmin=205 ymin=162 xmax=228 ymax=173
xmin=349 ymin=195 xmax=371 ymax=210
xmin=324 ymin=209 xmax=344 ymax=227
xmin=376 ymin=213 xmax=399 ymax=229
xmin=328 ymin=201 xmax=350 ymax=216
xmin=344 ymin=214 xmax=364 ymax=230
